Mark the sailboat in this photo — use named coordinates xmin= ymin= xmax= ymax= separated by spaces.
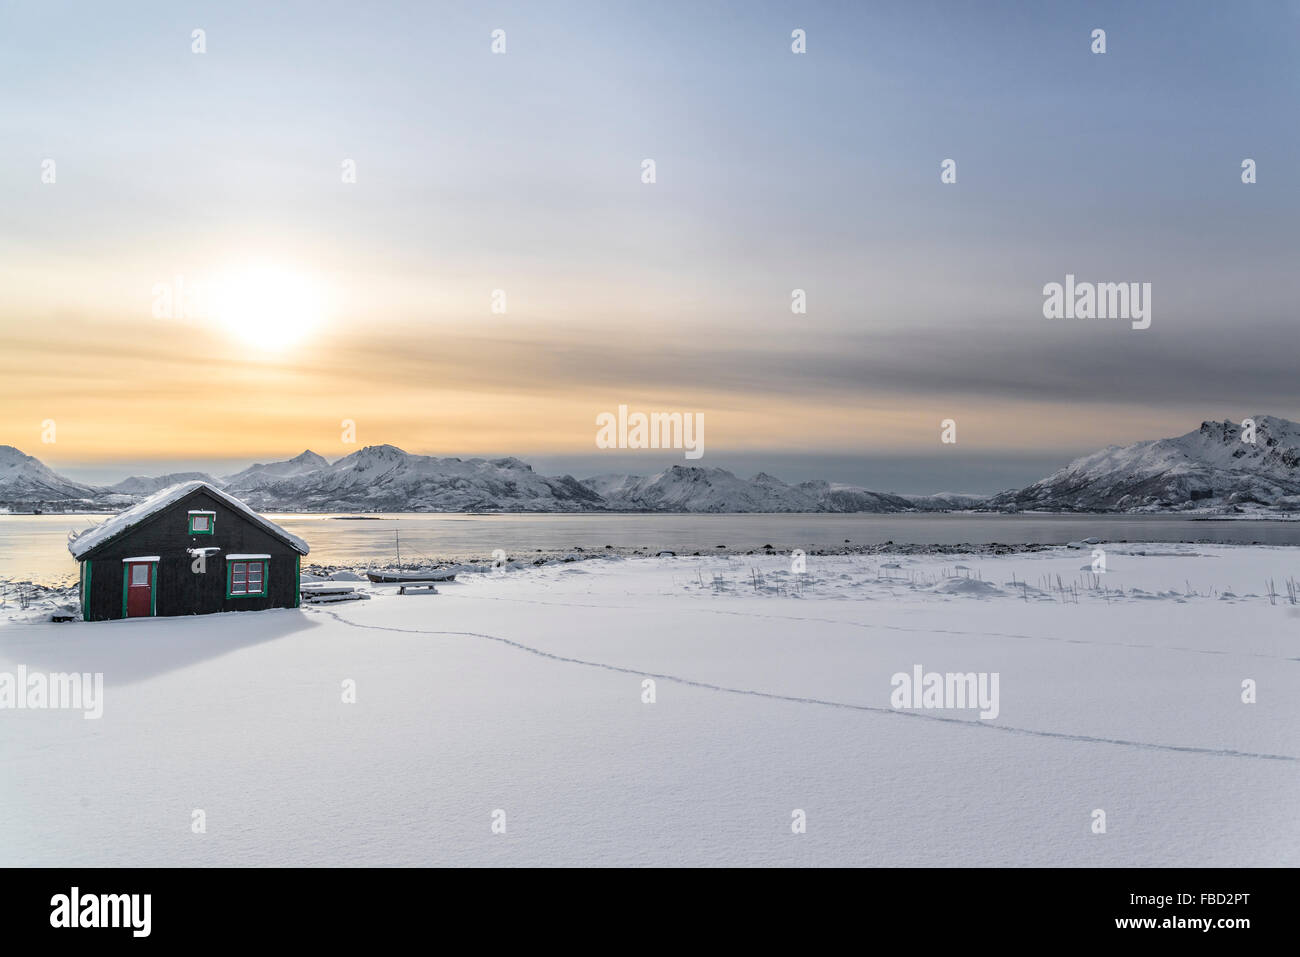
xmin=365 ymin=530 xmax=458 ymax=583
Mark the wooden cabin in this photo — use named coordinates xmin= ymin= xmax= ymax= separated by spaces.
xmin=69 ymin=481 xmax=310 ymax=621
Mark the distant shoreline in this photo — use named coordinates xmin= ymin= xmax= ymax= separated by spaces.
xmin=7 ymin=539 xmax=1300 ymax=595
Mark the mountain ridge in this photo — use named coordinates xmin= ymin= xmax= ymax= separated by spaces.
xmin=3 ymin=414 xmax=1298 ymax=513
xmin=990 ymin=415 xmax=1300 ymax=512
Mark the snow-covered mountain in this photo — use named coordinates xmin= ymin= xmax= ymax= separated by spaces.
xmin=225 ymin=445 xmax=605 ymax=512
xmin=7 ymin=415 xmax=1297 ymax=514
xmin=902 ymin=491 xmax=990 ymax=510
xmin=993 ymin=416 xmax=1300 ymax=511
xmin=584 ymin=467 xmax=914 ymax=512
xmin=791 ymin=480 xmax=915 ymax=513
xmin=0 ymin=445 xmax=98 ymax=507
xmin=0 ymin=445 xmax=932 ymax=513
xmin=107 ymin=471 xmax=222 ymax=495
xmin=586 ymin=466 xmax=818 ymax=512
xmin=222 ymin=451 xmax=331 ymax=492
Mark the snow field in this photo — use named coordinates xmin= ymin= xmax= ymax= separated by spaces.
xmin=1 ymin=545 xmax=1297 ymax=866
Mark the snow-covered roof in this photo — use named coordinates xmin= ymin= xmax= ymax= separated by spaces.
xmin=68 ymin=481 xmax=309 ymax=559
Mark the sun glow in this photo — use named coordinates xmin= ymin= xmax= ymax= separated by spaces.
xmin=213 ymin=265 xmax=325 ymax=351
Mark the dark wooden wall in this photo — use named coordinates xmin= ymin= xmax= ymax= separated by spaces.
xmin=81 ymin=488 xmax=301 ymax=621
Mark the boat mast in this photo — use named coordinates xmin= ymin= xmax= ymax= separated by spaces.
xmin=396 ymin=529 xmax=401 ymax=569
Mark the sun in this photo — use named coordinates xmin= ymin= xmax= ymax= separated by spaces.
xmin=212 ymin=264 xmax=325 ymax=351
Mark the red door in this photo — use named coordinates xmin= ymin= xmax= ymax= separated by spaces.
xmin=126 ymin=562 xmax=154 ymax=617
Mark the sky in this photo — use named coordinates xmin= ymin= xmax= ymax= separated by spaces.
xmin=2 ymin=0 xmax=1298 ymax=493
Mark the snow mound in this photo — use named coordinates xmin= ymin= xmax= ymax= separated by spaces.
xmin=929 ymin=578 xmax=1003 ymax=596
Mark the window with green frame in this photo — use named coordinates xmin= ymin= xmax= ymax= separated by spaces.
xmin=227 ymin=560 xmax=268 ymax=598
xmin=189 ymin=511 xmax=215 ymax=535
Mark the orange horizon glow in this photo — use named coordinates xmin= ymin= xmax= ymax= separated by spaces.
xmin=0 ymin=255 xmax=1275 ymax=468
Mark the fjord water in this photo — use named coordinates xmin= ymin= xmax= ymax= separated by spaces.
xmin=4 ymin=512 xmax=1300 ymax=585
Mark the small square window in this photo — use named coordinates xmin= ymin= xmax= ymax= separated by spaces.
xmin=189 ymin=512 xmax=215 ymax=535
xmin=131 ymin=564 xmax=149 ymax=586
